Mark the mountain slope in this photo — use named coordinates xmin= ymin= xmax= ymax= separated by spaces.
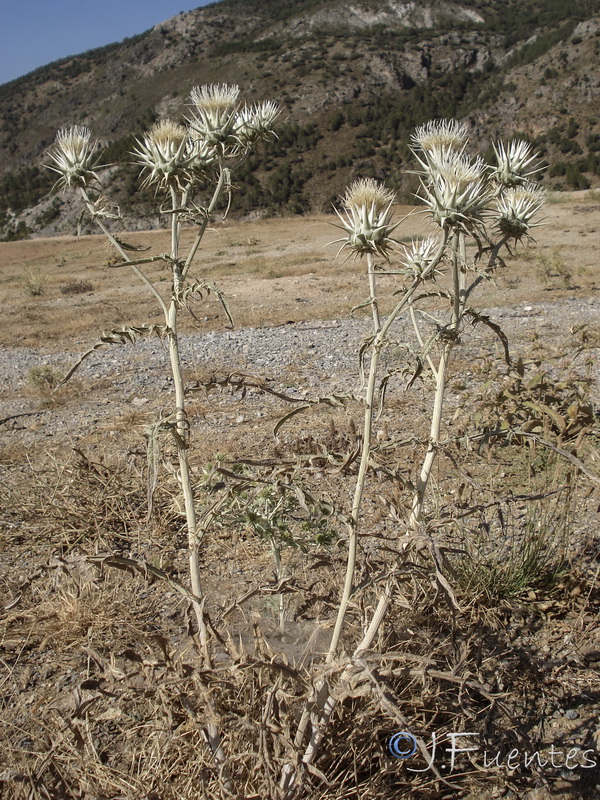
xmin=0 ymin=0 xmax=598 ymax=238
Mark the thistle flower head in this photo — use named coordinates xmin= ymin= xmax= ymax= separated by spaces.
xmin=187 ymin=83 xmax=241 ymax=148
xmin=399 ymin=236 xmax=441 ymax=278
xmin=411 ymin=119 xmax=469 ymax=153
xmin=491 ymin=140 xmax=542 ymax=187
xmin=417 ymin=149 xmax=494 ymax=232
xmin=132 ymin=120 xmax=196 ymax=190
xmin=234 ymin=100 xmax=281 ymax=147
xmin=343 ymin=178 xmax=395 ymax=212
xmin=496 ymin=183 xmax=545 ymax=239
xmin=333 ymin=178 xmax=398 ymax=258
xmin=48 ymin=126 xmax=101 ymax=188
xmin=190 ymin=83 xmax=240 ymax=115
xmin=418 ymin=146 xmax=486 ymax=187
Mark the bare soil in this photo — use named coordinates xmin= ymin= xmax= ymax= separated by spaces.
xmin=0 ymin=198 xmax=599 ymax=800
xmin=0 ymin=198 xmax=598 ymax=351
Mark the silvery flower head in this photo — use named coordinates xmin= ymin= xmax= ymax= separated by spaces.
xmin=333 ymin=178 xmax=398 ymax=258
xmin=132 ymin=120 xmax=196 ymax=190
xmin=234 ymin=101 xmax=281 ymax=148
xmin=48 ymin=126 xmax=101 ymax=188
xmin=187 ymin=83 xmax=240 ymax=149
xmin=496 ymin=184 xmax=545 ymax=239
xmin=492 ymin=140 xmax=542 ymax=187
xmin=399 ymin=236 xmax=440 ymax=278
xmin=417 ymin=145 xmax=486 ymax=187
xmin=417 ymin=148 xmax=494 ymax=232
xmin=411 ymin=119 xmax=469 ymax=154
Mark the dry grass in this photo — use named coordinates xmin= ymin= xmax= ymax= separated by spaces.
xmin=1 ymin=371 xmax=598 ymax=798
xmin=1 ymin=199 xmax=599 ymax=350
xmin=1 ymin=199 xmax=599 ymax=798
xmin=1 ymin=531 xmax=598 ymax=799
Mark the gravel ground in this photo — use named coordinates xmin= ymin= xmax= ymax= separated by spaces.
xmin=1 ymin=295 xmax=598 ymax=448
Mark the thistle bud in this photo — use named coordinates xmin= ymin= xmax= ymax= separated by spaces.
xmin=234 ymin=101 xmax=281 ymax=147
xmin=186 ymin=136 xmax=218 ymax=182
xmin=399 ymin=236 xmax=440 ymax=278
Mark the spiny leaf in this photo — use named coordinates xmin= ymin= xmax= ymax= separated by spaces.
xmin=522 ymin=400 xmax=567 ymax=433
xmin=465 ymin=308 xmax=510 ymax=365
xmin=273 ymin=394 xmax=353 ymax=436
xmin=273 ymin=404 xmax=312 ymax=436
xmin=57 ymin=324 xmax=169 ymax=387
xmin=114 ymin=236 xmax=150 ymax=252
xmin=358 ymin=335 xmax=375 ymax=387
xmin=173 ymin=277 xmax=234 ymax=328
xmin=350 ymin=297 xmax=375 ymax=314
xmin=188 ymin=371 xmax=305 ymax=403
xmin=145 ymin=414 xmax=179 ymax=519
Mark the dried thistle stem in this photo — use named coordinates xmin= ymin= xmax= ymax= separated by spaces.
xmin=366 ymin=252 xmax=381 ymax=334
xmin=79 ymin=188 xmax=169 ymax=318
xmin=182 ymin=159 xmax=227 ymax=280
xmin=326 ymin=230 xmax=448 ymax=663
xmin=409 ymin=230 xmax=463 ymax=529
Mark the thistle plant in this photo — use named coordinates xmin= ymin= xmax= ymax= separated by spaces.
xmin=404 ymin=125 xmax=544 ymax=540
xmin=282 ymin=120 xmax=546 ymax=795
xmin=47 ymin=105 xmax=549 ymax=797
xmin=48 ymin=85 xmax=279 ymax=648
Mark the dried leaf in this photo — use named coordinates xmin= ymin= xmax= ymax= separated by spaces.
xmin=57 ymin=324 xmax=169 ymax=387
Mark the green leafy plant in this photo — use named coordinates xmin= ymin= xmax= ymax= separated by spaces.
xmin=198 ymin=462 xmax=335 ymax=629
xmin=23 ymin=271 xmax=47 ymax=296
xmin=536 ymin=249 xmax=574 ymax=288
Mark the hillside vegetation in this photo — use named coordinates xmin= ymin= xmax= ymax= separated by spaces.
xmin=0 ymin=0 xmax=599 ymax=239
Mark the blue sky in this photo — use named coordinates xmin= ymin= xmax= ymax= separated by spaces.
xmin=0 ymin=1 xmax=217 ymax=86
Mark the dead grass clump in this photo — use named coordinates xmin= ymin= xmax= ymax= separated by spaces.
xmin=59 ymin=279 xmax=94 ymax=295
xmin=7 ymin=448 xmax=180 ymax=552
xmin=36 ymin=575 xmax=139 ymax=648
xmin=22 ymin=271 xmax=47 ymax=297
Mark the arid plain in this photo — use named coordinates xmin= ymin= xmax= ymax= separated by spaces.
xmin=1 ymin=197 xmax=599 ymax=799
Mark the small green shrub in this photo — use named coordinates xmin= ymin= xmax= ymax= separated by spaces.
xmin=536 ymin=249 xmax=574 ymax=288
xmin=23 ymin=271 xmax=47 ymax=296
xmin=28 ymin=365 xmax=62 ymax=393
